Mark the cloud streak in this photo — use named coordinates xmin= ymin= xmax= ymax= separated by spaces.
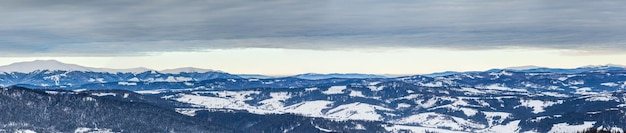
xmin=1 ymin=0 xmax=625 ymax=56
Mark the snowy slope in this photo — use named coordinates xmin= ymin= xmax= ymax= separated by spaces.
xmin=150 ymin=78 xmax=626 ymax=133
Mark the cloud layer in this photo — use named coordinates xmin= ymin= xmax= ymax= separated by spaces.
xmin=1 ymin=0 xmax=625 ymax=56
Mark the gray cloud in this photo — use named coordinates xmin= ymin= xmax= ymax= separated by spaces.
xmin=1 ymin=0 xmax=625 ymax=56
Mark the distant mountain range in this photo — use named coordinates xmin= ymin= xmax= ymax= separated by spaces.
xmin=423 ymin=64 xmax=626 ymax=77
xmin=3 ymin=60 xmax=626 ymax=132
xmin=3 ymin=60 xmax=625 ymax=80
xmin=0 ymin=60 xmax=219 ymax=73
xmin=0 ymin=60 xmax=149 ymax=73
xmin=290 ymin=73 xmax=389 ymax=80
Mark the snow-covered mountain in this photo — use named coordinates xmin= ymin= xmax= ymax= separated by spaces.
xmin=0 ymin=60 xmax=229 ymax=74
xmin=0 ymin=60 xmax=242 ymax=88
xmin=0 ymin=60 xmax=152 ymax=73
xmin=149 ymin=75 xmax=626 ymax=132
xmin=3 ymin=61 xmax=626 ymax=132
xmin=0 ymin=86 xmax=232 ymax=133
xmin=1 ymin=86 xmax=388 ymax=133
xmin=29 ymin=67 xmax=622 ymax=132
xmin=0 ymin=70 xmax=242 ymax=88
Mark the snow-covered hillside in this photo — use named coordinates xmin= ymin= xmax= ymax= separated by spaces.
xmin=148 ymin=81 xmax=626 ymax=133
xmin=3 ymin=60 xmax=626 ymax=132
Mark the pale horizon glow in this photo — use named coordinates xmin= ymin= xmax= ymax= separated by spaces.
xmin=0 ymin=48 xmax=625 ymax=76
xmin=2 ymin=1 xmax=626 ymax=75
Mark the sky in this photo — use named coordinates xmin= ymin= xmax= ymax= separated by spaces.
xmin=1 ymin=0 xmax=625 ymax=75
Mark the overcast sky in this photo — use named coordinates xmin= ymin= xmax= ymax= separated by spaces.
xmin=1 ymin=0 xmax=625 ymax=75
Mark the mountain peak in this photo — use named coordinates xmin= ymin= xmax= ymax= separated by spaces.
xmin=31 ymin=59 xmax=63 ymax=63
xmin=0 ymin=60 xmax=93 ymax=73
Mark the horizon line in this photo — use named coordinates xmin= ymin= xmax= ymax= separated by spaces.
xmin=0 ymin=59 xmax=625 ymax=76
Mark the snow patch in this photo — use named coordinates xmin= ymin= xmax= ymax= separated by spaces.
xmin=117 ymin=82 xmax=137 ymax=86
xmin=569 ymin=80 xmax=585 ymax=85
xmin=326 ymin=102 xmax=392 ymax=121
xmin=305 ymin=87 xmax=318 ymax=91
xmin=583 ymin=93 xmax=620 ymax=102
xmin=174 ymin=94 xmax=253 ymax=111
xmin=483 ymin=112 xmax=511 ymax=126
xmin=349 ymin=90 xmax=366 ymax=97
xmin=601 ymin=82 xmax=619 ymax=87
xmin=353 ymin=124 xmax=366 ymax=130
xmin=258 ymin=92 xmax=291 ymax=111
xmin=548 ymin=122 xmax=596 ymax=133
xmin=541 ymin=92 xmax=569 ymax=97
xmin=45 ymin=91 xmax=60 ymax=95
xmin=575 ymin=87 xmax=597 ymax=95
xmin=421 ymin=82 xmax=444 ymax=87
xmin=459 ymin=108 xmax=478 ymax=116
xmin=167 ymin=76 xmax=193 ymax=82
xmin=368 ymin=82 xmax=381 ymax=86
xmin=596 ymin=126 xmax=624 ymax=133
xmin=489 ymin=71 xmax=513 ymax=77
xmin=74 ymin=127 xmax=116 ymax=133
xmin=322 ymin=86 xmax=347 ymax=95
xmin=397 ymin=103 xmax=411 ymax=109
xmin=394 ymin=112 xmax=485 ymax=131
xmin=184 ymin=82 xmax=194 ymax=86
xmin=516 ymin=100 xmax=562 ymax=113
xmin=368 ymin=85 xmax=385 ymax=91
xmin=175 ymin=108 xmax=203 ymax=116
xmin=14 ymin=129 xmax=37 ymax=133
xmin=384 ymin=125 xmax=467 ymax=133
xmin=530 ymin=116 xmax=551 ymax=122
xmin=91 ymin=93 xmax=116 ymax=97
xmin=284 ymin=100 xmax=334 ymax=117
xmin=128 ymin=77 xmax=140 ymax=82
xmin=82 ymin=97 xmax=96 ymax=101
xmin=478 ymin=84 xmax=527 ymax=92
xmin=478 ymin=120 xmax=520 ymax=133
xmin=313 ymin=123 xmax=335 ymax=132
xmin=88 ymin=78 xmax=105 ymax=83
xmin=419 ymin=98 xmax=439 ymax=108
xmin=134 ymin=90 xmax=164 ymax=94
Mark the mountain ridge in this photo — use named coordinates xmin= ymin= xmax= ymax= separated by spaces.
xmin=2 ymin=60 xmax=626 ymax=79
